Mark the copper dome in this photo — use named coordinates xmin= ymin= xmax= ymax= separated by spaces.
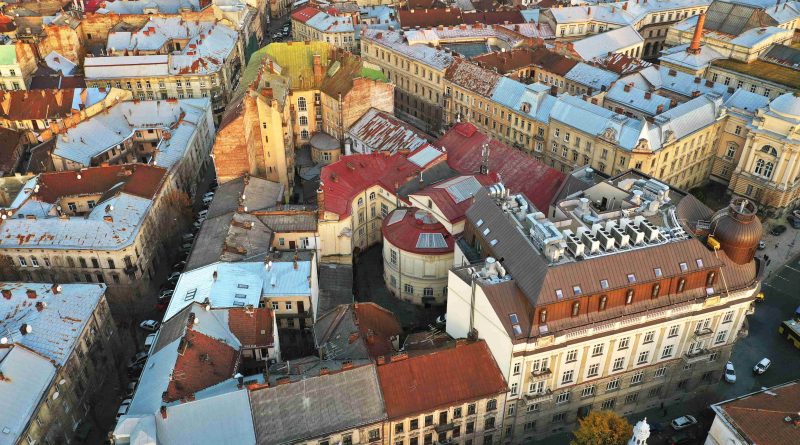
xmin=709 ymin=198 xmax=762 ymax=265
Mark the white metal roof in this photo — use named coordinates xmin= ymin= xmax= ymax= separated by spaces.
xmin=572 ymin=26 xmax=644 ymax=61
xmin=0 ymin=346 xmax=57 ymax=445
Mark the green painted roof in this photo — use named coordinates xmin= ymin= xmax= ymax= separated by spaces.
xmin=360 ymin=67 xmax=387 ymax=82
xmin=0 ymin=45 xmax=17 ymax=66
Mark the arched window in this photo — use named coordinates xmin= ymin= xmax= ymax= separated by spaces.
xmin=297 ymin=97 xmax=307 ymax=111
xmin=651 ymin=283 xmax=661 ymax=298
xmin=301 ymin=130 xmax=309 ymax=140
xmin=299 ymin=116 xmax=308 ymax=126
xmin=357 ymin=197 xmax=364 ymax=206
xmin=725 ymin=143 xmax=737 ymax=159
xmin=764 ymin=162 xmax=774 ymax=178
xmin=599 ymin=295 xmax=608 ymax=311
xmin=625 ymin=289 xmax=634 ymax=305
xmin=571 ymin=301 xmax=580 ymax=317
xmin=539 ymin=309 xmax=548 ymax=324
xmin=369 ymin=192 xmax=376 ymax=201
xmin=760 ymin=145 xmax=777 ymax=156
xmin=677 ymin=278 xmax=686 ymax=293
xmin=754 ymin=159 xmax=765 ymax=175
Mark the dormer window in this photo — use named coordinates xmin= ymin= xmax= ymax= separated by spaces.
xmin=651 ymin=283 xmax=660 ymax=298
xmin=555 ymin=289 xmax=564 ymax=300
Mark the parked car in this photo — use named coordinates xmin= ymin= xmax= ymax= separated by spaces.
xmin=770 ymin=225 xmax=787 ymax=236
xmin=116 ymin=399 xmax=132 ymax=419
xmin=670 ymin=415 xmax=697 ymax=431
xmin=758 ymin=240 xmax=766 ymax=250
xmin=172 ymin=260 xmax=187 ymax=271
xmin=144 ymin=333 xmax=157 ymax=349
xmin=436 ymin=314 xmax=447 ymax=325
xmin=127 ymin=352 xmax=148 ymax=368
xmin=753 ymin=357 xmax=771 ymax=375
xmin=126 ymin=380 xmax=138 ymax=398
xmin=197 ymin=209 xmax=209 ymax=219
xmin=127 ymin=363 xmax=144 ymax=378
xmin=788 ymin=214 xmax=800 ymax=229
xmin=181 ymin=233 xmax=195 ymax=242
xmin=202 ymin=192 xmax=215 ymax=200
xmin=669 ymin=432 xmax=694 ymax=445
xmin=167 ymin=271 xmax=181 ymax=283
xmin=181 ymin=242 xmax=194 ymax=252
xmin=73 ymin=420 xmax=92 ymax=442
xmin=724 ymin=361 xmax=736 ymax=383
xmin=159 ymin=289 xmax=174 ymax=300
xmin=139 ymin=320 xmax=160 ymax=332
xmin=202 ymin=196 xmax=214 ymax=206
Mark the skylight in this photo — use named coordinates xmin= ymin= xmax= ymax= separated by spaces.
xmin=509 ymin=313 xmax=519 ymax=324
xmin=476 ymin=219 xmax=484 ymax=227
xmin=696 ymin=259 xmax=704 ymax=268
xmin=483 ymin=227 xmax=491 ymax=236
xmin=627 ymin=274 xmax=636 ymax=283
xmin=600 ymin=279 xmax=609 ymax=289
xmin=573 ymin=286 xmax=582 ymax=296
xmin=654 ymin=268 xmax=662 ymax=277
xmin=555 ymin=289 xmax=564 ymax=300
xmin=679 ymin=262 xmax=688 ymax=272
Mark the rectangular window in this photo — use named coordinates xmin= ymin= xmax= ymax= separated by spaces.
xmin=606 ymin=378 xmax=620 ymax=391
xmin=561 ymin=370 xmax=574 ymax=384
xmin=643 ymin=331 xmax=655 ymax=344
xmin=592 ymin=344 xmax=604 ymax=356
xmin=668 ymin=325 xmax=679 ymax=338
xmin=285 ymin=301 xmax=292 ymax=310
xmin=624 ymin=393 xmax=638 ymax=404
xmin=630 ymin=371 xmax=644 ymax=385
xmin=655 ymin=366 xmax=667 ymax=378
xmin=601 ymin=398 xmax=615 ymax=409
xmin=581 ymin=386 xmax=595 ymax=398
xmin=612 ymin=357 xmax=624 ymax=371
xmin=722 ymin=311 xmax=734 ymax=323
xmin=715 ymin=330 xmax=728 ymax=344
xmin=637 ymin=351 xmax=649 ymax=365
xmin=662 ymin=345 xmax=674 ymax=358
xmin=618 ymin=338 xmax=630 ymax=350
xmin=555 ymin=392 xmax=570 ymax=404
xmin=587 ymin=363 xmax=599 ymax=378
xmin=565 ymin=350 xmax=577 ymax=363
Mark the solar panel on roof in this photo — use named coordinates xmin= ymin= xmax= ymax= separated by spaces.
xmin=446 ymin=176 xmax=482 ymax=203
xmin=416 ymin=233 xmax=447 ymax=249
xmin=386 ymin=209 xmax=407 ymax=226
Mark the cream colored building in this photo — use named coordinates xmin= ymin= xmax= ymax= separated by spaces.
xmin=0 ymin=42 xmax=36 ymax=91
xmin=382 ymin=209 xmax=454 ymax=306
xmin=291 ymin=6 xmax=358 ymax=52
xmin=447 ymin=173 xmax=761 ymax=440
xmin=0 ymin=164 xmax=182 ymax=302
xmin=84 ymin=17 xmax=244 ymax=120
xmin=0 ymin=282 xmax=119 ymax=445
xmin=361 ymin=28 xmax=454 ymax=134
xmin=727 ymin=92 xmax=800 ymax=215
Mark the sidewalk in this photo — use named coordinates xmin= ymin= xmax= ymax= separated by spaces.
xmin=758 ymin=216 xmax=800 ymax=278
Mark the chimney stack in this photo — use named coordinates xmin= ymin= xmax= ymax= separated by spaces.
xmin=160 ymin=406 xmax=168 ymax=419
xmin=687 ymin=12 xmax=706 ymax=55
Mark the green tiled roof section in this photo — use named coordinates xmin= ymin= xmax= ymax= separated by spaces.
xmin=360 ymin=67 xmax=387 ymax=82
xmin=0 ymin=45 xmax=17 ymax=66
xmin=711 ymin=58 xmax=800 ymax=90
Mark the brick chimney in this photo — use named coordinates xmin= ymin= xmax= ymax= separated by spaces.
xmin=26 ymin=289 xmax=37 ymax=299
xmin=313 ymin=54 xmax=324 ymax=85
xmin=624 ymin=84 xmax=631 ymax=92
xmin=1 ymin=290 xmax=11 ymax=299
xmin=687 ymin=12 xmax=706 ymax=55
xmin=160 ymin=406 xmax=168 ymax=419
xmin=656 ymin=104 xmax=664 ymax=113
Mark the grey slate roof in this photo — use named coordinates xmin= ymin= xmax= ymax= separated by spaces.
xmin=317 ymin=264 xmax=354 ymax=317
xmin=208 ymin=176 xmax=284 ymax=219
xmin=250 ymin=364 xmax=386 ymax=445
xmin=704 ymin=1 xmax=777 ymax=35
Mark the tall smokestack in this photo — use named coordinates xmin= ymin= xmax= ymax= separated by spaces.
xmin=687 ymin=12 xmax=706 ymax=55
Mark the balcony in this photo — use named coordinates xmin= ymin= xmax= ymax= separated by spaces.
xmin=693 ymin=327 xmax=714 ymax=338
xmin=530 ymin=368 xmax=552 ymax=380
xmin=524 ymin=389 xmax=552 ymax=403
xmin=434 ymin=423 xmax=456 ymax=434
xmin=683 ymin=348 xmax=711 ymax=364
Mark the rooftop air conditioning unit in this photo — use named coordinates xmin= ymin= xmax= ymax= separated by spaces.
xmin=566 ymin=233 xmax=585 ymax=258
xmin=581 ymin=231 xmax=600 ymax=255
xmin=596 ymin=228 xmax=615 ymax=251
xmin=610 ymin=225 xmax=630 ymax=249
xmin=626 ymin=223 xmax=645 ymax=245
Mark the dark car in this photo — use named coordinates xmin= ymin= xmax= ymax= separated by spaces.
xmin=788 ymin=214 xmax=800 ymax=229
xmin=770 ymin=225 xmax=787 ymax=236
xmin=127 ymin=363 xmax=144 ymax=378
xmin=669 ymin=432 xmax=694 ymax=445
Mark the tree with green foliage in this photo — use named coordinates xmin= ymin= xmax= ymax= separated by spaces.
xmin=571 ymin=410 xmax=633 ymax=445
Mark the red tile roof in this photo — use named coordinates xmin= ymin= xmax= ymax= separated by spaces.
xmin=437 ymin=123 xmax=565 ymax=211
xmin=353 ymin=303 xmax=402 ymax=358
xmin=36 ymin=164 xmax=168 ymax=203
xmin=716 ymin=381 xmax=800 ymax=445
xmin=0 ymin=89 xmax=77 ymax=121
xmin=411 ymin=175 xmax=496 ymax=223
xmin=165 ymin=329 xmax=239 ymax=402
xmin=319 ymin=145 xmax=445 ymax=218
xmin=590 ymin=53 xmax=653 ymax=75
xmin=228 ymin=307 xmax=274 ymax=348
xmin=376 ymin=341 xmax=508 ymax=419
xmin=382 ymin=208 xmax=454 ymax=254
xmin=291 ymin=5 xmax=322 ymax=23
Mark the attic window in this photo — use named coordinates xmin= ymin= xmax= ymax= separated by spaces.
xmin=695 ymin=259 xmax=704 ymax=268
xmin=555 ymin=289 xmax=564 ymax=300
xmin=490 ymin=239 xmax=498 ymax=246
xmin=573 ymin=286 xmax=582 ymax=296
xmin=184 ymin=288 xmax=197 ymax=301
xmin=679 ymin=262 xmax=688 ymax=272
xmin=600 ymin=279 xmax=609 ymax=289
xmin=512 ymin=324 xmax=523 ymax=336
xmin=232 ymin=301 xmax=245 ymax=307
xmin=654 ymin=267 xmax=662 ymax=277
xmin=234 ymin=293 xmax=247 ymax=299
xmin=509 ymin=313 xmax=519 ymax=324
xmin=627 ymin=274 xmax=636 ymax=283
xmin=483 ymin=227 xmax=491 ymax=236
xmin=237 ymin=284 xmax=249 ymax=289
xmin=476 ymin=219 xmax=484 ymax=227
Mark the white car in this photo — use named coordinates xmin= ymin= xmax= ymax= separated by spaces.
xmin=724 ymin=361 xmax=736 ymax=383
xmin=139 ymin=320 xmax=160 ymax=332
xmin=116 ymin=399 xmax=132 ymax=419
xmin=197 ymin=210 xmax=209 ymax=219
xmin=670 ymin=415 xmax=697 ymax=430
xmin=753 ymin=357 xmax=771 ymax=375
xmin=144 ymin=333 xmax=157 ymax=349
